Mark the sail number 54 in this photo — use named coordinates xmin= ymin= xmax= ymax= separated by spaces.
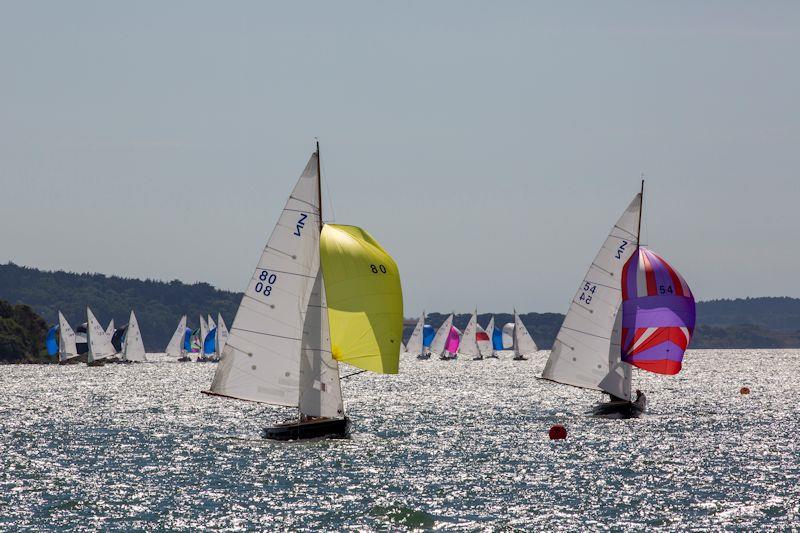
xmin=255 ymin=270 xmax=277 ymax=296
xmin=579 ymin=282 xmax=597 ymax=304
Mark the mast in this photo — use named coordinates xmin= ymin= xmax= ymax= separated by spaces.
xmin=316 ymin=140 xmax=323 ymax=232
xmin=637 ymin=178 xmax=644 ymax=249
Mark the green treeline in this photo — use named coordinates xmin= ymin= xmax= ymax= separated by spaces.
xmin=2 ymin=262 xmax=800 ymax=354
xmin=0 ymin=299 xmax=49 ymax=363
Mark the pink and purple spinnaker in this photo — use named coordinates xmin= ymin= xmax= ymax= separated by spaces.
xmin=621 ymin=247 xmax=696 ymax=375
xmin=445 ymin=326 xmax=461 ymax=353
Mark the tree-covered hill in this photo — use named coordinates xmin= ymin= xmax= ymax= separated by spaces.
xmin=0 ymin=262 xmax=240 ymax=351
xmin=3 ymin=262 xmax=800 ymax=353
xmin=0 ymin=299 xmax=49 ymax=363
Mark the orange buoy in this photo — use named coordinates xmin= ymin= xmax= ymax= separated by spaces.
xmin=740 ymin=387 xmax=750 ymax=395
xmin=549 ymin=424 xmax=567 ymax=440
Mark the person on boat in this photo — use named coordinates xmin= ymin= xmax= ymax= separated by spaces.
xmin=634 ymin=389 xmax=645 ymax=404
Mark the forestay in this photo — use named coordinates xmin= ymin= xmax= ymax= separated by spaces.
xmin=541 ymin=193 xmax=641 ymax=399
xmin=320 ymin=224 xmax=403 ymax=374
xmin=208 ymin=154 xmax=322 ymax=406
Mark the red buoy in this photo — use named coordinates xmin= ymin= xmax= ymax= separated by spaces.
xmin=549 ymin=424 xmax=567 ymax=440
xmin=740 ymin=386 xmax=750 ymax=395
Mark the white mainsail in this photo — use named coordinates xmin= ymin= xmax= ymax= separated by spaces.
xmin=458 ymin=309 xmax=480 ymax=358
xmin=87 ymin=308 xmax=116 ymax=363
xmin=199 ymin=315 xmax=209 ymax=355
xmin=298 ymin=271 xmax=343 ymax=418
xmin=216 ymin=314 xmax=229 ymax=354
xmin=479 ymin=316 xmax=495 ymax=357
xmin=165 ymin=315 xmax=187 ymax=358
xmin=208 ymin=153 xmax=324 ymax=406
xmin=105 ymin=319 xmax=115 ymax=344
xmin=541 ymin=193 xmax=641 ymax=400
xmin=512 ymin=310 xmax=538 ymax=357
xmin=57 ymin=311 xmax=78 ymax=362
xmin=122 ymin=310 xmax=147 ymax=362
xmin=405 ymin=313 xmax=425 ymax=356
xmin=208 ymin=315 xmax=216 ymax=331
xmin=429 ymin=313 xmax=454 ymax=357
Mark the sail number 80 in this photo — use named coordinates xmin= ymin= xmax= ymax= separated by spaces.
xmin=370 ymin=264 xmax=387 ymax=274
xmin=255 ymin=270 xmax=277 ymax=296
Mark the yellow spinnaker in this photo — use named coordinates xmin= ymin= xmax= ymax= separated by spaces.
xmin=320 ymin=224 xmax=403 ymax=374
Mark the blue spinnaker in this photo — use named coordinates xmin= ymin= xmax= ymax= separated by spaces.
xmin=492 ymin=327 xmax=503 ymax=351
xmin=422 ymin=324 xmax=435 ymax=348
xmin=46 ymin=325 xmax=59 ymax=356
xmin=203 ymin=327 xmax=217 ymax=354
xmin=183 ymin=328 xmax=192 ymax=352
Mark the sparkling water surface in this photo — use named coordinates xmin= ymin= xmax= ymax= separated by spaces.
xmin=1 ymin=350 xmax=798 ymax=530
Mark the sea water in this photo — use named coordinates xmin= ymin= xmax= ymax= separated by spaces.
xmin=0 ymin=350 xmax=797 ymax=530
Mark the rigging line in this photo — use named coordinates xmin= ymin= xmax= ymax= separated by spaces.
xmin=249 ymin=267 xmax=317 ymax=279
xmin=320 ymin=155 xmax=336 ymax=223
xmin=288 ymin=195 xmax=317 ymax=210
xmin=559 ymin=325 xmax=611 ymax=341
xmin=612 ymin=224 xmax=638 ymax=239
xmin=340 ymin=369 xmax=367 ymax=380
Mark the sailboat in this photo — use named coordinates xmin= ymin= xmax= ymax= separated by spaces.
xmin=119 ymin=310 xmax=147 ymax=362
xmin=57 ymin=311 xmax=80 ymax=364
xmin=196 ymin=315 xmax=212 ymax=361
xmin=87 ymin=308 xmax=116 ymax=366
xmin=405 ymin=312 xmax=432 ymax=359
xmin=481 ymin=316 xmax=499 ymax=358
xmin=165 ymin=315 xmax=190 ymax=362
xmin=541 ymin=182 xmax=695 ymax=417
xmin=458 ymin=309 xmax=483 ymax=360
xmin=511 ymin=309 xmax=538 ymax=360
xmin=216 ymin=314 xmax=229 ymax=355
xmin=204 ymin=144 xmax=402 ymax=440
xmin=430 ymin=313 xmax=458 ymax=360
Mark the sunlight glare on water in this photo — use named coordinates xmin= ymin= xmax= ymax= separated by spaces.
xmin=0 ymin=350 xmax=798 ymax=530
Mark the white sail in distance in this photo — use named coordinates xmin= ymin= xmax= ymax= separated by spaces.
xmin=208 ymin=153 xmax=323 ymax=406
xmin=541 ymin=193 xmax=641 ymax=399
xmin=199 ymin=315 xmax=209 ymax=355
xmin=479 ymin=316 xmax=495 ymax=357
xmin=512 ymin=310 xmax=538 ymax=357
xmin=458 ymin=309 xmax=480 ymax=358
xmin=87 ymin=308 xmax=116 ymax=363
xmin=57 ymin=311 xmax=78 ymax=362
xmin=429 ymin=313 xmax=454 ymax=356
xmin=165 ymin=315 xmax=187 ymax=358
xmin=105 ymin=319 xmax=115 ymax=345
xmin=405 ymin=312 xmax=425 ymax=356
xmin=122 ymin=310 xmax=147 ymax=362
xmin=216 ymin=314 xmax=229 ymax=354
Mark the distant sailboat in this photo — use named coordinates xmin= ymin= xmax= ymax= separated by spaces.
xmin=406 ymin=312 xmax=431 ymax=359
xmin=479 ymin=316 xmax=498 ymax=358
xmin=120 ymin=310 xmax=147 ymax=362
xmin=57 ymin=311 xmax=80 ymax=364
xmin=458 ymin=309 xmax=483 ymax=360
xmin=511 ymin=310 xmax=537 ymax=360
xmin=430 ymin=313 xmax=456 ymax=360
xmin=541 ymin=181 xmax=695 ymax=418
xmin=197 ymin=316 xmax=212 ymax=362
xmin=87 ymin=308 xmax=116 ymax=366
xmin=105 ymin=319 xmax=115 ymax=341
xmin=204 ymin=144 xmax=402 ymax=440
xmin=165 ymin=315 xmax=190 ymax=362
xmin=216 ymin=314 xmax=229 ymax=355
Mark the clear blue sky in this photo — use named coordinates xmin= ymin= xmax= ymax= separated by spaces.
xmin=1 ymin=2 xmax=798 ymax=314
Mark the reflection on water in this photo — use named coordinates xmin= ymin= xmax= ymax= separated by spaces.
xmin=0 ymin=350 xmax=798 ymax=530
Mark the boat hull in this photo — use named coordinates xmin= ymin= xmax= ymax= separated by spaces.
xmin=593 ymin=396 xmax=646 ymax=419
xmin=262 ymin=417 xmax=350 ymax=441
